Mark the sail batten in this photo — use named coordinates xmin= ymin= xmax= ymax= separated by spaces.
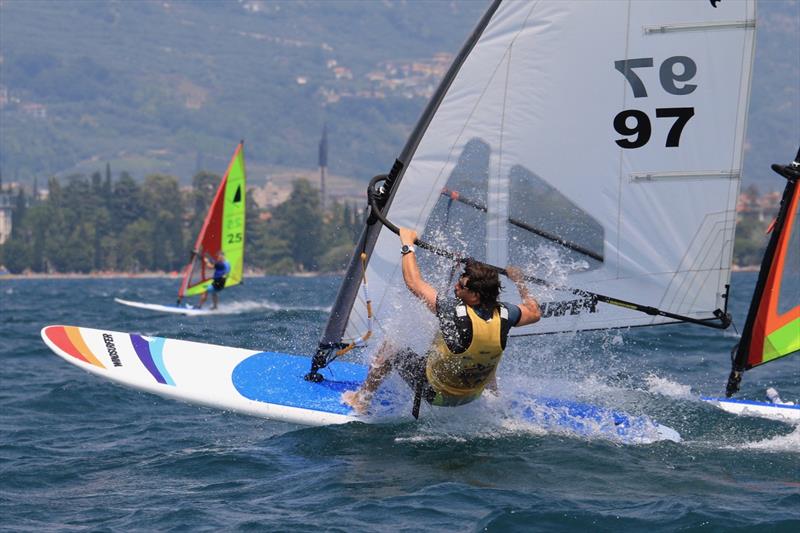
xmin=643 ymin=20 xmax=756 ymax=34
xmin=629 ymin=170 xmax=740 ymax=182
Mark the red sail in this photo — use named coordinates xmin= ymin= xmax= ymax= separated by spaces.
xmin=727 ymin=148 xmax=800 ymax=396
xmin=178 ymin=142 xmax=246 ymax=300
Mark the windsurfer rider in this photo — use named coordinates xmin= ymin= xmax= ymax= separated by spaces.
xmin=342 ymin=227 xmax=542 ymax=416
xmin=198 ymin=251 xmax=230 ymax=310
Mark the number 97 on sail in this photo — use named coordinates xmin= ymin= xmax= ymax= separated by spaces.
xmin=613 ymin=56 xmax=697 ymax=149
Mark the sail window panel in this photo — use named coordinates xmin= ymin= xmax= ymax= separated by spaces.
xmin=507 ymin=164 xmax=604 ymax=271
xmin=421 ymin=138 xmax=489 ymax=263
xmin=419 ymin=137 xmax=606 ymax=277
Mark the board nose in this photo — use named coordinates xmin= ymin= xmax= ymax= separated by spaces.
xmin=41 ymin=325 xmax=105 ymax=368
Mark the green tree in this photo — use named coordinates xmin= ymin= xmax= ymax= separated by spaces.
xmin=140 ymin=174 xmax=185 ymax=271
xmin=188 ymin=170 xmax=220 ymax=241
xmin=0 ymin=238 xmax=31 ymax=273
xmin=110 ymin=172 xmax=142 ymax=234
xmin=60 ymin=222 xmax=96 ymax=273
xmin=11 ymin=188 xmax=27 ymax=238
xmin=270 ymin=179 xmax=323 ymax=271
xmin=116 ymin=219 xmax=155 ymax=272
xmin=26 ymin=204 xmax=56 ymax=272
xmin=734 ymin=216 xmax=769 ymax=267
xmin=318 ymin=243 xmax=354 ymax=272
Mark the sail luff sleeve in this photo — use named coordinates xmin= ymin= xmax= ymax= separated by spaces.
xmin=317 ymin=0 xmax=503 ymax=349
xmin=220 ymin=143 xmax=246 ymax=288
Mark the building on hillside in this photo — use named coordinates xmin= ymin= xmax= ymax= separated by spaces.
xmin=736 ymin=189 xmax=780 ymax=222
xmin=0 ymin=190 xmax=13 ymax=244
xmin=20 ymin=102 xmax=47 ymax=119
xmin=249 ymin=181 xmax=292 ymax=209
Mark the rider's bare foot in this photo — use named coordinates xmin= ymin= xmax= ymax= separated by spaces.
xmin=341 ymin=389 xmax=370 ymax=414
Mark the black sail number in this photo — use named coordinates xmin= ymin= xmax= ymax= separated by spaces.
xmin=614 ymin=56 xmax=697 ymax=149
xmin=660 ymin=56 xmax=697 ymax=95
xmin=614 ymin=107 xmax=695 ymax=149
xmin=614 ymin=58 xmax=654 ymax=98
xmin=614 ymin=110 xmax=651 ymax=149
xmin=656 ymin=107 xmax=695 ymax=147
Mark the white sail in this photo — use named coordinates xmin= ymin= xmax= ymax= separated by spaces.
xmin=326 ymin=0 xmax=756 ymax=349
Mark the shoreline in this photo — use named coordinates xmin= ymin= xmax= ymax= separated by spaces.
xmin=0 ymin=267 xmax=760 ymax=280
xmin=0 ymin=270 xmax=344 ymax=280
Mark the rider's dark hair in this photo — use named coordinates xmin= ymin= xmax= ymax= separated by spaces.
xmin=462 ymin=259 xmax=501 ymax=308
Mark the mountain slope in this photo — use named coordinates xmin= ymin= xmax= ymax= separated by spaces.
xmin=0 ymin=0 xmax=797 ymax=189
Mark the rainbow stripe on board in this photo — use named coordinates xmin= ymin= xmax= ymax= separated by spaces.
xmin=42 ymin=326 xmax=105 ymax=368
xmin=43 ymin=326 xmax=175 ymax=386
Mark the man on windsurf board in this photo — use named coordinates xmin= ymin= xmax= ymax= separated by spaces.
xmin=198 ymin=251 xmax=230 ymax=310
xmin=342 ymin=227 xmax=542 ymax=417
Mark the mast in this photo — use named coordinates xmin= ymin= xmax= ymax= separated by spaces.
xmin=726 ymin=146 xmax=800 ymax=396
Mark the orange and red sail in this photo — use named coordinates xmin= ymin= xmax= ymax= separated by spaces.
xmin=727 ymin=149 xmax=800 ymax=396
xmin=178 ymin=142 xmax=246 ymax=300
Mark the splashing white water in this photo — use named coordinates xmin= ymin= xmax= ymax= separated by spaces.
xmin=738 ymin=425 xmax=800 ymax=453
xmin=644 ymin=374 xmax=694 ymax=400
xmin=385 ymin=378 xmax=680 ymax=446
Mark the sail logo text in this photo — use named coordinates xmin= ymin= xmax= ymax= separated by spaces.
xmin=540 ymin=298 xmax=598 ymax=319
xmin=102 ymin=333 xmax=123 ymax=367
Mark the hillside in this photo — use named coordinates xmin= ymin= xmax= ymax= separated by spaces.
xmin=0 ymin=0 xmax=798 ymax=189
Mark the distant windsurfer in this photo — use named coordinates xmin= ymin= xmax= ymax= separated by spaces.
xmin=342 ymin=227 xmax=542 ymax=416
xmin=198 ymin=251 xmax=230 ymax=310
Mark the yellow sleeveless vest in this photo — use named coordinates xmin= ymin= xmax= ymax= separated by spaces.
xmin=425 ymin=305 xmax=504 ymax=405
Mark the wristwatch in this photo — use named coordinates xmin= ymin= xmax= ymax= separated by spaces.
xmin=401 ymin=244 xmax=416 ymax=255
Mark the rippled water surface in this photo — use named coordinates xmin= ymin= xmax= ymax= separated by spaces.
xmin=1 ymin=273 xmax=798 ymax=531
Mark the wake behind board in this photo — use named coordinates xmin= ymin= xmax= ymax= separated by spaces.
xmin=41 ymin=325 xmax=679 ymax=442
xmin=700 ymin=396 xmax=800 ymax=423
xmin=114 ymin=298 xmax=215 ymax=316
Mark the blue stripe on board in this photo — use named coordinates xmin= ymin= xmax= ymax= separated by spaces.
xmin=130 ymin=334 xmax=167 ymax=384
xmin=700 ymin=396 xmax=800 ymax=410
xmin=148 ymin=337 xmax=175 ymax=386
xmin=232 ymin=352 xmax=366 ymax=415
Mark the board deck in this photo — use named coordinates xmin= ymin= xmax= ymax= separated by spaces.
xmin=700 ymin=396 xmax=800 ymax=423
xmin=41 ymin=325 xmax=679 ymax=442
xmin=114 ymin=298 xmax=215 ymax=316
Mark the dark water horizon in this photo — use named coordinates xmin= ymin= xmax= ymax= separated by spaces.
xmin=1 ymin=273 xmax=798 ymax=531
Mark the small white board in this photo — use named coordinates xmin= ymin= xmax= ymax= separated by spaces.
xmin=700 ymin=396 xmax=800 ymax=423
xmin=114 ymin=298 xmax=214 ymax=316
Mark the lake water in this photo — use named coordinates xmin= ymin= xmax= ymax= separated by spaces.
xmin=1 ymin=273 xmax=798 ymax=531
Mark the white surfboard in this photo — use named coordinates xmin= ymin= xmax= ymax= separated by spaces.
xmin=41 ymin=325 xmax=679 ymax=443
xmin=114 ymin=298 xmax=215 ymax=316
xmin=700 ymin=396 xmax=800 ymax=423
